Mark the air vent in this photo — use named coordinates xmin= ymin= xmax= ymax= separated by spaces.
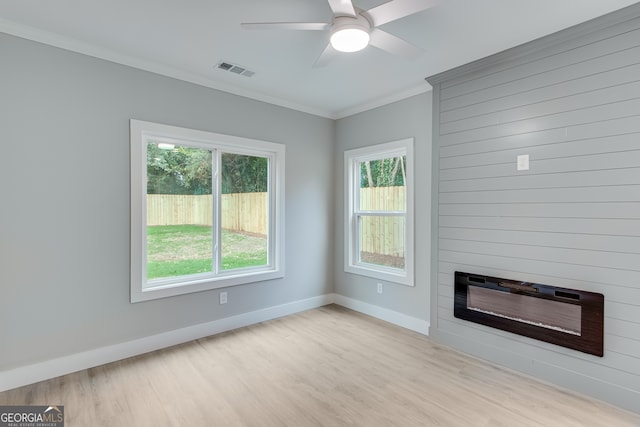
xmin=217 ymin=61 xmax=255 ymax=77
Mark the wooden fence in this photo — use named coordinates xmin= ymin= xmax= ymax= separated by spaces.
xmin=147 ymin=186 xmax=406 ymax=255
xmin=358 ymin=186 xmax=406 ymax=257
xmin=147 ymin=194 xmax=213 ymax=227
xmin=221 ymin=192 xmax=267 ymax=235
xmin=147 ymin=193 xmax=267 ymax=235
xmin=359 ymin=186 xmax=405 ymax=211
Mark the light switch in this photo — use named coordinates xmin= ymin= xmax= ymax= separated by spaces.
xmin=517 ymin=154 xmax=529 ymax=171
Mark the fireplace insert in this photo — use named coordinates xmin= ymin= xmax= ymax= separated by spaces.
xmin=454 ymin=271 xmax=604 ymax=356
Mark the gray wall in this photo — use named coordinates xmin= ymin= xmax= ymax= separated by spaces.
xmin=427 ymin=5 xmax=640 ymax=413
xmin=334 ymin=93 xmax=432 ymax=322
xmin=0 ymin=33 xmax=335 ymax=371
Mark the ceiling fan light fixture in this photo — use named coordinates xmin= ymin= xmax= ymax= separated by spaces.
xmin=331 ymin=28 xmax=369 ymax=52
xmin=330 ymin=16 xmax=370 ymax=53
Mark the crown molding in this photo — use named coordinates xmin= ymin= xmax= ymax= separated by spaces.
xmin=333 ymin=82 xmax=432 ymax=120
xmin=0 ymin=18 xmax=336 ymax=119
xmin=1 ymin=17 xmax=428 ymax=121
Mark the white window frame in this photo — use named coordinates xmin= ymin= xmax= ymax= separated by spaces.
xmin=130 ymin=120 xmax=285 ymax=302
xmin=344 ymin=139 xmax=414 ymax=286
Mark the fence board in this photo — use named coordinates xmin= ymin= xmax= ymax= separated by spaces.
xmin=146 ymin=194 xmax=213 ymax=227
xmin=220 ymin=192 xmax=268 ymax=235
xmin=359 ymin=186 xmax=406 ymax=257
xmin=146 ymin=193 xmax=267 ymax=235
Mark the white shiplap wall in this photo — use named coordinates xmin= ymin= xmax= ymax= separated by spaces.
xmin=428 ymin=4 xmax=640 ymax=414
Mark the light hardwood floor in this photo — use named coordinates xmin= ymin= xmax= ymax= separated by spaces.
xmin=1 ymin=305 xmax=638 ymax=426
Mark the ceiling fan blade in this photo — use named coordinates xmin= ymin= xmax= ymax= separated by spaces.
xmin=368 ymin=28 xmax=423 ymax=59
xmin=366 ymin=0 xmax=439 ymax=27
xmin=327 ymin=0 xmax=356 ymax=17
xmin=241 ymin=22 xmax=330 ymax=31
xmin=313 ymin=43 xmax=338 ymax=68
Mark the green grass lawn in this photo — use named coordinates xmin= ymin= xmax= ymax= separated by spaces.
xmin=147 ymin=225 xmax=267 ymax=280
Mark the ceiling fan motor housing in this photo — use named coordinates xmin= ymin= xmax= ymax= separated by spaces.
xmin=330 ymin=14 xmax=371 ymax=52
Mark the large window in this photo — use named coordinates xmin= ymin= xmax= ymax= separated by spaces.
xmin=130 ymin=120 xmax=285 ymax=302
xmin=344 ymin=139 xmax=414 ymax=286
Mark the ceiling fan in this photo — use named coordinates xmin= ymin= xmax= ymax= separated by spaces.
xmin=241 ymin=0 xmax=439 ymax=67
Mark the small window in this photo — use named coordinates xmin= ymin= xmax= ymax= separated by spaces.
xmin=131 ymin=120 xmax=285 ymax=302
xmin=344 ymin=139 xmax=414 ymax=286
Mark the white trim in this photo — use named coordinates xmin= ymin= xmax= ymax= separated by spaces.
xmin=333 ymin=84 xmax=432 ymax=119
xmin=344 ymin=139 xmax=415 ymax=286
xmin=0 ymin=18 xmax=431 ymax=120
xmin=0 ymin=295 xmax=333 ymax=393
xmin=130 ymin=120 xmax=285 ymax=302
xmin=0 ymin=293 xmax=432 ymax=392
xmin=0 ymin=19 xmax=335 ymax=119
xmin=333 ymin=294 xmax=429 ymax=335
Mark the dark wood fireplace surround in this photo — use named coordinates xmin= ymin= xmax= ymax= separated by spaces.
xmin=454 ymin=271 xmax=604 ymax=357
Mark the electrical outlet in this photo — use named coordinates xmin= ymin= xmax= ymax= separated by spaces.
xmin=219 ymin=291 xmax=227 ymax=304
xmin=377 ymin=283 xmax=383 ymax=294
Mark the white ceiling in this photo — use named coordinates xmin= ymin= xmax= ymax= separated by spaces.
xmin=1 ymin=0 xmax=638 ymax=119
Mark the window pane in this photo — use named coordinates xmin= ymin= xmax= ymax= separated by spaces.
xmin=146 ymin=142 xmax=213 ymax=280
xmin=220 ymin=153 xmax=269 ymax=271
xmin=359 ymin=156 xmax=406 ymax=211
xmin=358 ymin=215 xmax=405 ymax=269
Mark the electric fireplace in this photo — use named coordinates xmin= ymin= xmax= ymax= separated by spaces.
xmin=454 ymin=271 xmax=604 ymax=356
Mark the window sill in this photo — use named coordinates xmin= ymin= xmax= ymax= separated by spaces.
xmin=344 ymin=264 xmax=414 ymax=287
xmin=131 ymin=269 xmax=284 ymax=303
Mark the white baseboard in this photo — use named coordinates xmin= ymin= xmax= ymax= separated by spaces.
xmin=0 ymin=294 xmax=334 ymax=393
xmin=0 ymin=293 xmax=429 ymax=393
xmin=332 ymin=294 xmax=430 ymax=335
